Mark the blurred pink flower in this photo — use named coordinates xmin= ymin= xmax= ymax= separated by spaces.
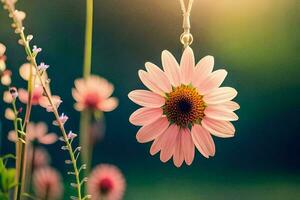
xmin=8 ymin=122 xmax=58 ymax=144
xmin=18 ymin=85 xmax=43 ymax=105
xmin=128 ymin=47 xmax=239 ymax=167
xmin=89 ymin=119 xmax=106 ymax=144
xmin=33 ymin=167 xmax=63 ymax=200
xmin=39 ymin=95 xmax=62 ymax=112
xmin=72 ymin=75 xmax=118 ymax=112
xmin=0 ymin=43 xmax=6 ymax=56
xmin=1 ymin=69 xmax=11 ymax=86
xmin=28 ymin=147 xmax=50 ymax=168
xmin=88 ymin=164 xmax=125 ymax=200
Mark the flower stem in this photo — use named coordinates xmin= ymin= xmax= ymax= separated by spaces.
xmin=80 ymin=110 xmax=92 ymax=174
xmin=83 ymin=0 xmax=93 ymax=79
xmin=12 ymin=100 xmax=20 ymax=200
xmin=81 ymin=0 xmax=94 ymax=177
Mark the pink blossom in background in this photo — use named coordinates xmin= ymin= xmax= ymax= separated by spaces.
xmin=18 ymin=85 xmax=43 ymax=105
xmin=32 ymin=167 xmax=63 ymax=200
xmin=8 ymin=122 xmax=58 ymax=144
xmin=88 ymin=164 xmax=126 ymax=200
xmin=89 ymin=119 xmax=106 ymax=144
xmin=28 ymin=147 xmax=51 ymax=168
xmin=128 ymin=47 xmax=239 ymax=167
xmin=39 ymin=95 xmax=62 ymax=112
xmin=72 ymin=75 xmax=118 ymax=112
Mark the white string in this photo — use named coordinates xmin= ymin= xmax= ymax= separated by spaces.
xmin=179 ymin=0 xmax=194 ymax=47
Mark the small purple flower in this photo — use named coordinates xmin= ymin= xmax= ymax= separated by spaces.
xmin=37 ymin=62 xmax=49 ymax=71
xmin=32 ymin=45 xmax=42 ymax=54
xmin=67 ymin=131 xmax=77 ymax=140
xmin=52 ymin=113 xmax=68 ymax=126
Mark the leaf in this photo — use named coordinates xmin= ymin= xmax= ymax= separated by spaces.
xmin=1 ymin=168 xmax=16 ymax=192
xmin=0 ymin=159 xmax=4 ymax=173
xmin=6 ymin=169 xmax=16 ymax=189
xmin=0 ymin=191 xmax=9 ymax=200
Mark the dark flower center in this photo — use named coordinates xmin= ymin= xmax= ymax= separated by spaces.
xmin=164 ymin=85 xmax=206 ymax=127
xmin=99 ymin=177 xmax=114 ymax=195
xmin=84 ymin=93 xmax=100 ymax=109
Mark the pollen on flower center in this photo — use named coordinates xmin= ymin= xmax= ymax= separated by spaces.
xmin=99 ymin=177 xmax=114 ymax=195
xmin=164 ymin=85 xmax=205 ymax=127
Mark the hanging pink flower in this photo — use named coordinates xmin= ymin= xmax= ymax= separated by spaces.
xmin=88 ymin=164 xmax=126 ymax=200
xmin=32 ymin=167 xmax=63 ymax=200
xmin=8 ymin=122 xmax=58 ymax=144
xmin=72 ymin=75 xmax=118 ymax=112
xmin=128 ymin=47 xmax=240 ymax=167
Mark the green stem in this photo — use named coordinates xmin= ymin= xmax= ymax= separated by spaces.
xmin=12 ymin=100 xmax=20 ymax=200
xmin=83 ymin=0 xmax=93 ymax=78
xmin=80 ymin=111 xmax=92 ymax=175
xmin=80 ymin=0 xmax=94 ymax=178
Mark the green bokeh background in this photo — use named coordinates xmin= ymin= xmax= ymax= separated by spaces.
xmin=0 ymin=0 xmax=300 ymax=199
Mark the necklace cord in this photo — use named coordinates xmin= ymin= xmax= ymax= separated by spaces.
xmin=179 ymin=0 xmax=194 ymax=48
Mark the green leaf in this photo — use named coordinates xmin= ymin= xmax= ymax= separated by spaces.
xmin=0 ymin=159 xmax=4 ymax=174
xmin=1 ymin=168 xmax=16 ymax=192
xmin=6 ymin=169 xmax=16 ymax=190
xmin=0 ymin=191 xmax=9 ymax=200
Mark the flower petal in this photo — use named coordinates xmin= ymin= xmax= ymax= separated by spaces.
xmin=162 ymin=50 xmax=181 ymax=87
xmin=192 ymin=55 xmax=214 ymax=87
xmin=98 ymin=97 xmax=118 ymax=112
xmin=222 ymin=101 xmax=240 ymax=111
xmin=72 ymin=88 xmax=83 ymax=102
xmin=39 ymin=133 xmax=58 ymax=145
xmin=204 ymin=105 xmax=239 ymax=121
xmin=202 ymin=117 xmax=235 ymax=138
xmin=8 ymin=130 xmax=17 ymax=142
xmin=18 ymin=88 xmax=29 ymax=104
xmin=181 ymin=128 xmax=195 ymax=165
xmin=150 ymin=134 xmax=163 ymax=155
xmin=198 ymin=69 xmax=227 ymax=95
xmin=5 ymin=108 xmax=15 ymax=120
xmin=136 ymin=117 xmax=169 ymax=143
xmin=203 ymin=87 xmax=238 ymax=105
xmin=191 ymin=124 xmax=215 ymax=158
xmin=145 ymin=62 xmax=172 ymax=93
xmin=128 ymin=90 xmax=165 ymax=108
xmin=180 ymin=46 xmax=195 ymax=85
xmin=173 ymin=133 xmax=184 ymax=167
xmin=35 ymin=122 xmax=48 ymax=138
xmin=129 ymin=107 xmax=163 ymax=126
xmin=159 ymin=124 xmax=179 ymax=163
xmin=138 ymin=70 xmax=163 ymax=95
xmin=3 ymin=91 xmax=13 ymax=103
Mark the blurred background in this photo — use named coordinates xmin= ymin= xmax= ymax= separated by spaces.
xmin=0 ymin=0 xmax=300 ymax=199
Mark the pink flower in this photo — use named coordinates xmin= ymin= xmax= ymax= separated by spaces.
xmin=8 ymin=122 xmax=58 ymax=144
xmin=128 ymin=47 xmax=240 ymax=167
xmin=39 ymin=95 xmax=62 ymax=112
xmin=18 ymin=85 xmax=43 ymax=105
xmin=32 ymin=167 xmax=63 ymax=200
xmin=88 ymin=164 xmax=126 ymax=200
xmin=28 ymin=147 xmax=50 ymax=168
xmin=72 ymin=75 xmax=118 ymax=112
xmin=1 ymin=70 xmax=11 ymax=86
xmin=0 ymin=43 xmax=6 ymax=56
xmin=52 ymin=113 xmax=68 ymax=126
